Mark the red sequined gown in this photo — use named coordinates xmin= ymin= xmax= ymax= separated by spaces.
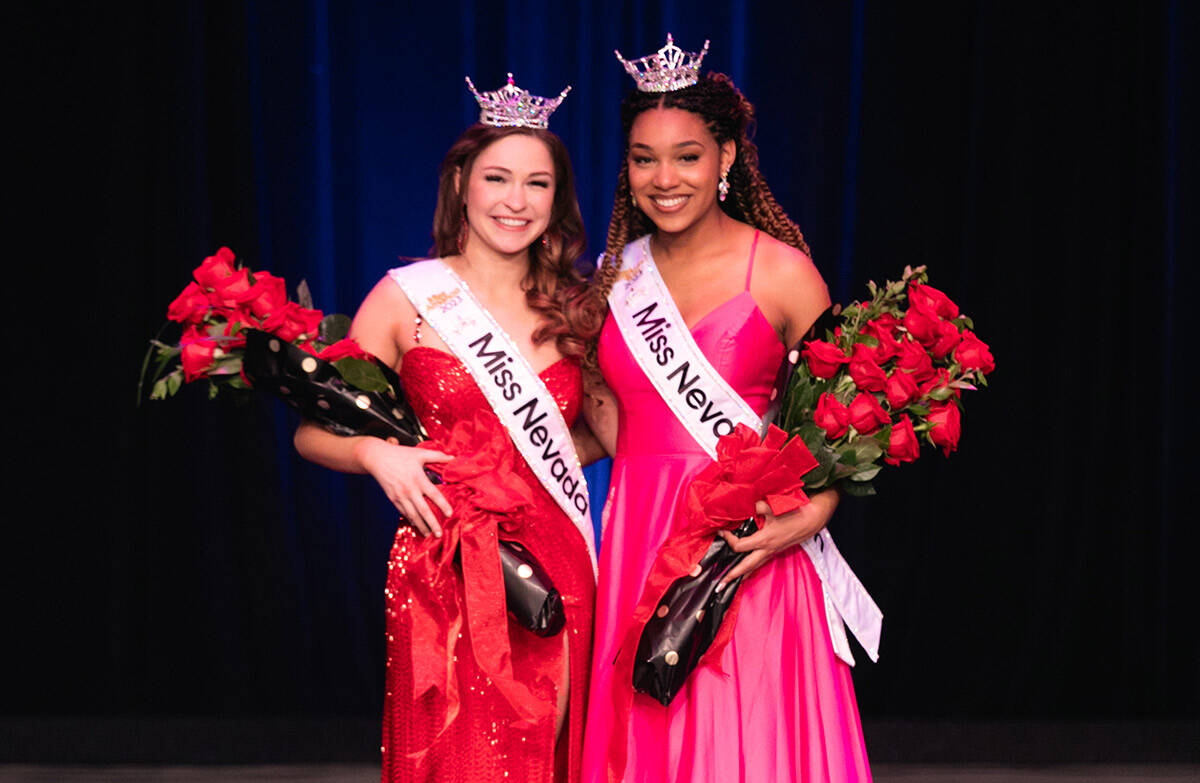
xmin=381 ymin=346 xmax=595 ymax=783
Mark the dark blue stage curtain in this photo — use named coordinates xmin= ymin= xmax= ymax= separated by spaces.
xmin=16 ymin=0 xmax=1196 ymax=742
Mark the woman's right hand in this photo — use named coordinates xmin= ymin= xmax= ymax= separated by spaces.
xmin=354 ymin=438 xmax=455 ymax=537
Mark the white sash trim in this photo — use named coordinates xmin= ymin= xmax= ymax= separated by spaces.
xmin=388 ymin=260 xmax=597 ymax=578
xmin=608 ymin=237 xmax=762 ymax=448
xmin=607 ymin=237 xmax=882 ymax=664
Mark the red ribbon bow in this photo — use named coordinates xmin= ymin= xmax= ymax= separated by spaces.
xmin=606 ymin=423 xmax=818 ymax=781
xmin=400 ymin=412 xmax=556 ymax=757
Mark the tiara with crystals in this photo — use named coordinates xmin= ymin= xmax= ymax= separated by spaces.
xmin=464 ymin=73 xmax=571 ymax=129
xmin=615 ymin=33 xmax=710 ymax=93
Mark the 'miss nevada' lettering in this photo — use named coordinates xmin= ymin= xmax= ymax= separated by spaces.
xmin=633 ymin=301 xmax=736 ymax=439
xmin=512 ymin=397 xmax=590 ymax=514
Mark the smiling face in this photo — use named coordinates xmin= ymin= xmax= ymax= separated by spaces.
xmin=460 ymin=133 xmax=556 ymax=259
xmin=626 ymin=106 xmax=735 ymax=235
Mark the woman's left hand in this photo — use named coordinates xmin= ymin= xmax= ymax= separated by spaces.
xmin=716 ymin=490 xmax=840 ymax=589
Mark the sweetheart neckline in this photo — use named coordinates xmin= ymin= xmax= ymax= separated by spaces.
xmin=401 ymin=344 xmax=573 ymax=377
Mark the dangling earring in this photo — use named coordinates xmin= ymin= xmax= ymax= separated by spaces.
xmin=630 ymin=191 xmax=638 ymax=210
xmin=718 ymin=170 xmax=730 ymax=202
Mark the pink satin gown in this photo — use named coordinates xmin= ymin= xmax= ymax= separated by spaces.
xmin=582 ymin=236 xmax=872 ymax=782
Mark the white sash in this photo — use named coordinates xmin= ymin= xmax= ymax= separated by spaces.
xmin=608 ymin=237 xmax=882 ymax=665
xmin=388 ymin=260 xmax=596 ymax=578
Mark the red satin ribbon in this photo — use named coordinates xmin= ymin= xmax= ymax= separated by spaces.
xmin=400 ymin=411 xmax=558 ymax=758
xmin=606 ymin=423 xmax=819 ymax=781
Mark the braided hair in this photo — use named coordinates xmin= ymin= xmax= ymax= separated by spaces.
xmin=591 ymin=73 xmax=811 ymax=320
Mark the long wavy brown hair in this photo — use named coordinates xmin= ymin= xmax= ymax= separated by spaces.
xmin=590 ymin=73 xmax=812 ymax=315
xmin=431 ymin=124 xmax=601 ymax=357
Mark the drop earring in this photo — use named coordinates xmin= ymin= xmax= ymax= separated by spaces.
xmin=718 ymin=170 xmax=730 ymax=202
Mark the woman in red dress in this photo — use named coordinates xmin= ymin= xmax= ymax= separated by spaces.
xmin=294 ymin=76 xmax=601 ymax=782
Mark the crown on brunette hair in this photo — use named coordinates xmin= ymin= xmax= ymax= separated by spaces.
xmin=615 ymin=33 xmax=710 ymax=93
xmin=464 ymin=72 xmax=571 ymax=129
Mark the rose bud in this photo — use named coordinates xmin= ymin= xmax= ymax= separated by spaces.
xmin=801 ymin=340 xmax=849 ymax=379
xmin=166 ymin=281 xmax=211 ymax=324
xmin=909 ymin=283 xmax=959 ymax=319
xmin=885 ymin=414 xmax=921 ymax=465
xmin=896 ymin=339 xmax=935 ymax=381
xmin=193 ymin=247 xmax=238 ymax=288
xmin=863 ymin=320 xmax=902 ymax=364
xmin=263 ymin=302 xmax=325 ymax=343
xmin=955 ymin=330 xmax=995 ymax=374
xmin=928 ymin=318 xmax=962 ymax=359
xmin=919 ymin=368 xmax=958 ymax=400
xmin=849 ymin=343 xmax=888 ymax=392
xmin=885 ymin=370 xmax=920 ymax=409
xmin=317 ymin=338 xmax=372 ymax=362
xmin=211 ymin=267 xmax=253 ymax=307
xmin=236 ymin=271 xmax=288 ymax=319
xmin=927 ymin=400 xmax=963 ymax=456
xmin=180 ymin=326 xmax=217 ymax=382
xmin=903 ymin=303 xmax=942 ymax=348
xmin=814 ymin=392 xmax=851 ymax=439
xmin=847 ymin=392 xmax=890 ymax=435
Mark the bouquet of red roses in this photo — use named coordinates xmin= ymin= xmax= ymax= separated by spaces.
xmin=780 ymin=264 xmax=995 ymax=494
xmin=141 ymin=248 xmax=566 ymax=638
xmin=629 ymin=265 xmax=995 ymax=708
xmin=140 ymin=246 xmax=389 ymax=401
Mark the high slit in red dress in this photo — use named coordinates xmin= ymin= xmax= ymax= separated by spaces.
xmin=381 ymin=346 xmax=595 ymax=783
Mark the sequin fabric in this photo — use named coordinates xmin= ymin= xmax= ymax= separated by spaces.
xmin=381 ymin=346 xmax=594 ymax=783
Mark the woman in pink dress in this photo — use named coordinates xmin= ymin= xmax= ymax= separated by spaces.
xmin=581 ymin=41 xmax=873 ymax=782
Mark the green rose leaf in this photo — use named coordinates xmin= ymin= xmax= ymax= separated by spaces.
xmin=840 ymin=480 xmax=877 ymax=497
xmin=319 ymin=313 xmax=352 ymax=344
xmin=851 ymin=465 xmax=882 ymax=482
xmin=334 ymin=357 xmax=389 ymax=391
xmin=166 ymin=370 xmax=183 ymax=396
xmin=151 ymin=377 xmax=169 ymax=400
xmin=296 ymin=279 xmax=314 ymax=310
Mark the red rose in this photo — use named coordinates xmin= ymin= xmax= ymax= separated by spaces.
xmin=903 ymin=302 xmax=942 ymax=348
xmin=317 ymin=338 xmax=372 ymax=362
xmin=871 ymin=312 xmax=902 ymax=336
xmin=884 ymin=370 xmax=920 ymax=409
xmin=919 ymin=367 xmax=959 ymax=400
xmin=221 ymin=318 xmax=248 ymax=350
xmin=909 ymin=283 xmax=959 ymax=319
xmin=210 ymin=267 xmax=252 ymax=307
xmin=847 ymin=392 xmax=890 ymax=435
xmin=263 ymin=302 xmax=324 ymax=342
xmin=896 ymin=339 xmax=935 ymax=380
xmin=814 ymin=392 xmax=851 ymax=439
xmin=801 ymin=340 xmax=849 ymax=379
xmin=193 ymin=247 xmax=237 ymax=288
xmin=955 ymin=330 xmax=995 ymax=374
xmin=166 ymin=281 xmax=211 ymax=324
xmin=885 ymin=414 xmax=920 ymax=465
xmin=862 ymin=320 xmax=902 ymax=364
xmin=927 ymin=400 xmax=962 ymax=456
xmin=236 ymin=271 xmax=288 ymax=319
xmin=848 ymin=343 xmax=887 ymax=392
xmin=180 ymin=326 xmax=217 ymax=382
xmin=928 ymin=318 xmax=962 ymax=359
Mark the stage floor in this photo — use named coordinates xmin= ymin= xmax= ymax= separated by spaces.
xmin=2 ymin=765 xmax=1198 ymax=782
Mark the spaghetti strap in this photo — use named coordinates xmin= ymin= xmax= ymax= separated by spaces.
xmin=745 ymin=229 xmax=761 ymax=290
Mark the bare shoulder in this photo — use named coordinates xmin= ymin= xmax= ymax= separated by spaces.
xmin=751 ymin=234 xmax=831 ymax=342
xmin=348 ymin=274 xmax=415 ymax=366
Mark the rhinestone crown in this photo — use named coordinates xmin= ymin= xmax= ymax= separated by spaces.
xmin=615 ymin=33 xmax=710 ymax=93
xmin=464 ymin=73 xmax=571 ymax=129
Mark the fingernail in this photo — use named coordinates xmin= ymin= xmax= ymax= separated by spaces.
xmin=715 ymin=582 xmax=725 ymax=592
